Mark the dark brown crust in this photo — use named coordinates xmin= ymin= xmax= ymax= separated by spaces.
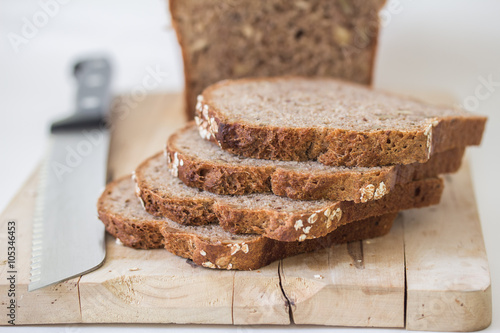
xmin=272 ymin=147 xmax=460 ymax=201
xmin=215 ymin=178 xmax=443 ymax=241
xmin=139 ymin=187 xmax=217 ymax=226
xmin=196 ymin=77 xmax=486 ymax=167
xmin=133 ymin=152 xmax=219 ymax=226
xmin=98 ymin=210 xmax=162 ymax=249
xmin=137 ymin=183 xmax=218 ymax=226
xmin=172 ymin=149 xmax=275 ymax=198
xmin=98 ymin=176 xmax=397 ymax=270
xmin=167 ymin=124 xmax=464 ymax=202
xmin=161 ymin=212 xmax=397 ymax=270
xmin=169 ymin=0 xmax=386 ymax=119
xmin=98 ymin=191 xmax=164 ymax=249
xmin=134 ymin=153 xmax=444 ymax=242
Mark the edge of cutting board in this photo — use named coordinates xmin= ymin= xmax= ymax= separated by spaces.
xmin=0 ymin=93 xmax=491 ymax=330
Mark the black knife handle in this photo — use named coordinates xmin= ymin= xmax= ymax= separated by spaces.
xmin=51 ymin=57 xmax=112 ymax=133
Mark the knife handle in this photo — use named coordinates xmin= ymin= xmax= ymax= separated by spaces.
xmin=51 ymin=57 xmax=112 ymax=133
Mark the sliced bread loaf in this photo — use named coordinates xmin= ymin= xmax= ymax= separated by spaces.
xmin=167 ymin=123 xmax=463 ymax=202
xmin=196 ymin=77 xmax=486 ymax=167
xmin=134 ymin=153 xmax=443 ymax=242
xmin=169 ymin=0 xmax=386 ymax=119
xmin=98 ymin=176 xmax=397 ymax=270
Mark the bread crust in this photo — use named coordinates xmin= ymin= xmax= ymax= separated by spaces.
xmin=215 ymin=178 xmax=442 ymax=242
xmin=137 ymin=183 xmax=218 ymax=226
xmin=162 ymin=212 xmax=397 ymax=270
xmin=196 ymin=77 xmax=486 ymax=167
xmin=98 ymin=176 xmax=397 ymax=270
xmin=97 ymin=184 xmax=165 ymax=249
xmin=135 ymin=153 xmax=444 ymax=242
xmin=168 ymin=123 xmax=464 ymax=202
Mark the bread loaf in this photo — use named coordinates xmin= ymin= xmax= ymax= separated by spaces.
xmin=169 ymin=0 xmax=387 ymax=118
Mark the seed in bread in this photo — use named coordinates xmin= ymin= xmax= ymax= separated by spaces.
xmin=196 ymin=77 xmax=486 ymax=167
xmin=167 ymin=123 xmax=464 ymax=202
xmin=134 ymin=152 xmax=444 ymax=242
xmin=169 ymin=0 xmax=387 ymax=119
xmin=97 ymin=176 xmax=398 ymax=270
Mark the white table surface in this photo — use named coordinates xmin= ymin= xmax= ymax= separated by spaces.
xmin=1 ymin=0 xmax=499 ymax=332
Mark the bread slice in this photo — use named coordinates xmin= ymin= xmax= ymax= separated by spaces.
xmin=98 ymin=176 xmax=397 ymax=270
xmin=196 ymin=77 xmax=486 ymax=167
xmin=167 ymin=123 xmax=463 ymax=202
xmin=169 ymin=0 xmax=386 ymax=119
xmin=134 ymin=153 xmax=444 ymax=242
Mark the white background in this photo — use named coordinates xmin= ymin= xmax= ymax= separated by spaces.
xmin=1 ymin=0 xmax=499 ymax=332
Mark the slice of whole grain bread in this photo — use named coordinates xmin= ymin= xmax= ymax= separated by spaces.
xmin=196 ymin=77 xmax=486 ymax=167
xmin=169 ymin=0 xmax=386 ymax=119
xmin=98 ymin=176 xmax=397 ymax=270
xmin=134 ymin=152 xmax=443 ymax=242
xmin=167 ymin=123 xmax=463 ymax=202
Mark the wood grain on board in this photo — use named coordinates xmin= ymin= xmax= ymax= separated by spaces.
xmin=404 ymin=164 xmax=491 ymax=331
xmin=0 ymin=170 xmax=81 ymax=325
xmin=280 ymin=220 xmax=405 ymax=328
xmin=0 ymin=93 xmax=491 ymax=330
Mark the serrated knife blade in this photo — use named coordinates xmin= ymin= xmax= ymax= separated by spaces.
xmin=29 ymin=58 xmax=112 ymax=291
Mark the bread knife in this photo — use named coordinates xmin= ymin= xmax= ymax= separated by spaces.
xmin=29 ymin=58 xmax=112 ymax=291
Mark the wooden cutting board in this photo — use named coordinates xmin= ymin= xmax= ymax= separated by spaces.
xmin=0 ymin=93 xmax=491 ymax=330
